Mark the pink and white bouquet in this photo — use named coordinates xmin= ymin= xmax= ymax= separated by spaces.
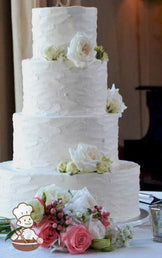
xmin=26 ymin=184 xmax=133 ymax=255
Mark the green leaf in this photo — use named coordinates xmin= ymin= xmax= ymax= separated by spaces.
xmin=0 ymin=220 xmax=11 ymax=233
xmin=87 ymin=208 xmax=92 ymax=215
xmin=68 ymin=189 xmax=73 ymax=197
xmin=41 ymin=192 xmax=46 ymax=204
xmin=82 ymin=213 xmax=86 ymax=222
xmin=0 ymin=225 xmax=11 ymax=231
xmin=0 ymin=223 xmax=10 ymax=228
xmin=0 ymin=222 xmax=10 ymax=225
xmin=57 ymin=198 xmax=63 ymax=202
xmin=102 ymin=155 xmax=110 ymax=162
xmin=94 ymin=46 xmax=109 ymax=62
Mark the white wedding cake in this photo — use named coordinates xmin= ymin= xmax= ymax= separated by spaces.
xmin=0 ymin=6 xmax=140 ymax=222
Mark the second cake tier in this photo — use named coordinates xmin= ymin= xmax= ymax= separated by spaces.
xmin=13 ymin=113 xmax=119 ymax=170
xmin=22 ymin=59 xmax=107 ymax=116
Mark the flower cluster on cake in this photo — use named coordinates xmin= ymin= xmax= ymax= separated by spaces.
xmin=43 ymin=30 xmax=126 ymax=118
xmin=6 ymin=185 xmax=133 ymax=255
xmin=57 ymin=143 xmax=112 ymax=175
xmin=43 ymin=32 xmax=108 ymax=67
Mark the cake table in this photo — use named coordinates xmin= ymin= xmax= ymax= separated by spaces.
xmin=0 ymin=191 xmax=162 ymax=258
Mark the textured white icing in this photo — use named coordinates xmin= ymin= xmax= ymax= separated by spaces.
xmin=32 ymin=7 xmax=97 ymax=58
xmin=13 ymin=113 xmax=119 ymax=170
xmin=0 ymin=160 xmax=140 ymax=222
xmin=22 ymin=59 xmax=107 ymax=116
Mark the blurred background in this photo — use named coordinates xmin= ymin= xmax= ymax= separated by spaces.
xmin=0 ymin=0 xmax=162 ymax=189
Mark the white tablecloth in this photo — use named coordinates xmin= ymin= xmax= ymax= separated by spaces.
xmin=0 ymin=191 xmax=162 ymax=258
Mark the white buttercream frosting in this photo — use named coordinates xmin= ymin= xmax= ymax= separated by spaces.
xmin=22 ymin=59 xmax=107 ymax=116
xmin=0 ymin=160 xmax=140 ymax=222
xmin=13 ymin=113 xmax=119 ymax=170
xmin=32 ymin=7 xmax=97 ymax=58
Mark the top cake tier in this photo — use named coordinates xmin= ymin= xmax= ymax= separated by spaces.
xmin=32 ymin=6 xmax=97 ymax=58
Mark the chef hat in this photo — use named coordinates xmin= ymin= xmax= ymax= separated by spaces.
xmin=12 ymin=202 xmax=33 ymax=220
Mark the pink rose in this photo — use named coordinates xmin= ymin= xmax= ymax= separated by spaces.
xmin=36 ymin=216 xmax=58 ymax=248
xmin=60 ymin=225 xmax=92 ymax=255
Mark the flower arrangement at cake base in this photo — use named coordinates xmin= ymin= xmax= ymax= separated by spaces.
xmin=7 ymin=184 xmax=133 ymax=255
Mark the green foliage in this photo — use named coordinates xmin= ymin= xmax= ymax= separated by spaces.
xmin=42 ymin=192 xmax=46 ymax=204
xmin=87 ymin=208 xmax=93 ymax=215
xmin=68 ymin=189 xmax=73 ymax=197
xmin=0 ymin=219 xmax=11 ymax=235
xmin=94 ymin=46 xmax=109 ymax=62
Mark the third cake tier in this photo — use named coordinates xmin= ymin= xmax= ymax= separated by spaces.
xmin=22 ymin=59 xmax=107 ymax=116
xmin=13 ymin=113 xmax=119 ymax=170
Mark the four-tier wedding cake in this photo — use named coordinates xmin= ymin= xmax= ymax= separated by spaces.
xmin=0 ymin=6 xmax=140 ymax=222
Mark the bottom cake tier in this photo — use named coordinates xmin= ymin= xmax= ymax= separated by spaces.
xmin=0 ymin=160 xmax=140 ymax=222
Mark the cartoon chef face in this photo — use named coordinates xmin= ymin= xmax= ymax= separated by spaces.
xmin=12 ymin=203 xmax=34 ymax=228
xmin=17 ymin=215 xmax=34 ymax=228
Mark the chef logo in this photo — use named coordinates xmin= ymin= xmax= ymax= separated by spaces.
xmin=10 ymin=203 xmax=43 ymax=251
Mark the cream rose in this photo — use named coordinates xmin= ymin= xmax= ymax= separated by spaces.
xmin=66 ymin=161 xmax=79 ymax=175
xmin=43 ymin=45 xmax=66 ymax=61
xmin=57 ymin=161 xmax=67 ymax=173
xmin=69 ymin=143 xmax=103 ymax=173
xmin=67 ymin=32 xmax=95 ymax=68
xmin=27 ymin=198 xmax=44 ymax=223
xmin=35 ymin=184 xmax=71 ymax=205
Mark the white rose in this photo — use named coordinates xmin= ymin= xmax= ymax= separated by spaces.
xmin=64 ymin=188 xmax=97 ymax=223
xmin=71 ymin=187 xmax=97 ymax=210
xmin=69 ymin=143 xmax=103 ymax=173
xmin=67 ymin=32 xmax=95 ymax=68
xmin=35 ymin=184 xmax=71 ymax=205
xmin=106 ymin=84 xmax=127 ymax=116
xmin=86 ymin=218 xmax=106 ymax=239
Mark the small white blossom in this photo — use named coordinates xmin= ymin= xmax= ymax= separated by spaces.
xmin=106 ymin=84 xmax=127 ymax=116
xmin=106 ymin=224 xmax=134 ymax=248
